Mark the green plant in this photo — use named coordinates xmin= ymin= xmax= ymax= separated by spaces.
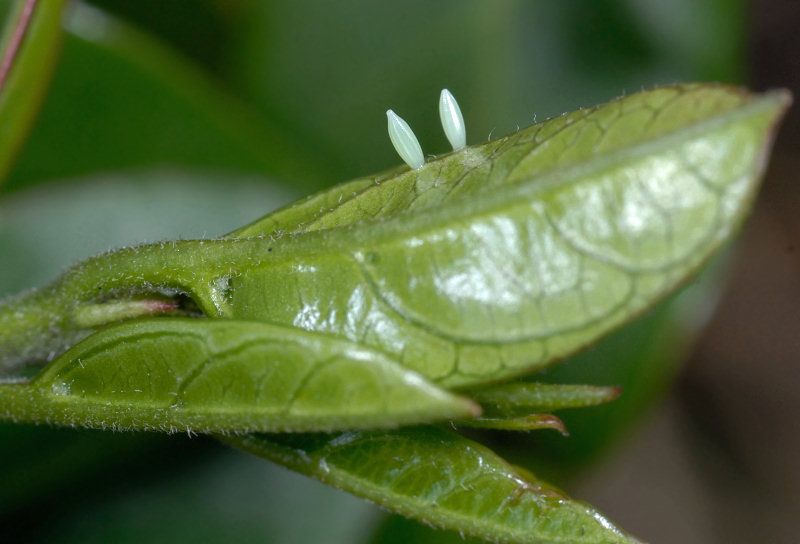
xmin=0 ymin=2 xmax=790 ymax=543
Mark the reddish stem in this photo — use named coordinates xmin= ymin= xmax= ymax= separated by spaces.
xmin=0 ymin=0 xmax=37 ymax=94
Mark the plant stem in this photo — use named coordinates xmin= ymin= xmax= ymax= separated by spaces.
xmin=0 ymin=237 xmax=277 ymax=374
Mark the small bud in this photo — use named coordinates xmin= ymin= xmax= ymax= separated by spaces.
xmin=73 ymin=299 xmax=178 ymax=328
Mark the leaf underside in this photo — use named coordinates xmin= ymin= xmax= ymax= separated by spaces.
xmin=225 ymin=428 xmax=642 ymax=544
xmin=225 ymin=84 xmax=790 ymax=389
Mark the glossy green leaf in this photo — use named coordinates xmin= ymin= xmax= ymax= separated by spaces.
xmin=226 ymin=428 xmax=642 ymax=544
xmin=0 ymin=84 xmax=789 ymax=428
xmin=223 ymin=85 xmax=788 ymax=389
xmin=0 ymin=318 xmax=477 ymax=432
xmin=0 ymin=0 xmax=67 ymax=185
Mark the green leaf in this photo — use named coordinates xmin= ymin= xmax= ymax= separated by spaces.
xmin=37 ymin=444 xmax=378 ymax=544
xmin=225 ymin=86 xmax=785 ymax=392
xmin=0 ymin=169 xmax=297 ymax=296
xmin=469 ymin=383 xmax=622 ymax=419
xmin=453 ymin=383 xmax=620 ymax=433
xmin=4 ymin=3 xmax=329 ymax=194
xmin=448 ymin=383 xmax=619 ymax=434
xmin=225 ymin=428 xmax=642 ymax=544
xmin=0 ymin=0 xmax=67 ymax=186
xmin=0 ymin=318 xmax=477 ymax=432
xmin=228 ymin=1 xmax=525 ymax=180
xmin=0 ymin=85 xmax=789 ymax=392
xmin=225 ymin=2 xmax=746 ymax=182
xmin=220 ymin=84 xmax=791 ymax=390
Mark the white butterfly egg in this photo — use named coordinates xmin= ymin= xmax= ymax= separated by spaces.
xmin=386 ymin=109 xmax=425 ymax=170
xmin=439 ymin=89 xmax=466 ymax=150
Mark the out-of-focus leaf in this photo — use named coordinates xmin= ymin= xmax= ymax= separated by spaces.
xmin=368 ymin=513 xmax=487 ymax=544
xmin=0 ymin=423 xmax=167 ymax=516
xmin=14 ymin=440 xmax=378 ymax=544
xmin=229 ymin=0 xmax=525 ymax=179
xmin=84 ymin=0 xmax=242 ymax=73
xmin=0 ymin=169 xmax=296 ymax=296
xmin=3 ymin=3 xmax=328 ymax=194
xmin=227 ymin=1 xmax=745 ymax=184
xmin=0 ymin=0 xmax=67 ymax=186
xmin=227 ymin=428 xmax=642 ymax=544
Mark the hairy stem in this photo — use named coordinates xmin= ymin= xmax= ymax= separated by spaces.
xmin=0 ymin=237 xmax=278 ymax=373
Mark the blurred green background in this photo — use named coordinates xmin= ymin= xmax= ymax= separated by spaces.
xmin=1 ymin=1 xmax=798 ymax=543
